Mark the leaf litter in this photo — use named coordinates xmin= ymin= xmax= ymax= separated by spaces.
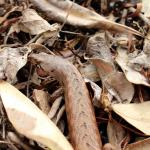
xmin=0 ymin=0 xmax=150 ymax=150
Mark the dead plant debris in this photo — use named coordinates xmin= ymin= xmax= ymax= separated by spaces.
xmin=0 ymin=0 xmax=150 ymax=150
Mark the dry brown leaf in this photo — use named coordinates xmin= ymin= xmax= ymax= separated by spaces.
xmin=20 ymin=9 xmax=58 ymax=35
xmin=143 ymin=30 xmax=150 ymax=54
xmin=55 ymin=105 xmax=65 ymax=125
xmin=112 ymin=101 xmax=150 ymax=135
xmin=10 ymin=9 xmax=58 ymax=35
xmin=35 ymin=26 xmax=60 ymax=45
xmin=103 ymin=143 xmax=116 ymax=150
xmin=128 ymin=52 xmax=150 ymax=70
xmin=85 ymin=78 xmax=102 ymax=107
xmin=0 ymin=0 xmax=4 ymax=5
xmin=33 ymin=89 xmax=51 ymax=114
xmin=79 ymin=63 xmax=100 ymax=82
xmin=0 ymin=80 xmax=73 ymax=150
xmin=87 ymin=33 xmax=134 ymax=103
xmin=7 ymin=132 xmax=33 ymax=150
xmin=30 ymin=0 xmax=143 ymax=36
xmin=116 ymin=48 xmax=150 ymax=87
xmin=104 ymin=72 xmax=134 ymax=103
xmin=100 ymin=88 xmax=113 ymax=111
xmin=0 ymin=47 xmax=31 ymax=83
xmin=107 ymin=119 xmax=127 ymax=150
xmin=125 ymin=137 xmax=150 ymax=150
xmin=48 ymin=96 xmax=63 ymax=119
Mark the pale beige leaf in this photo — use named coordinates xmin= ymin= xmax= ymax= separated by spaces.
xmin=48 ymin=96 xmax=62 ymax=119
xmin=143 ymin=30 xmax=150 ymax=54
xmin=30 ymin=0 xmax=142 ymax=36
xmin=79 ymin=63 xmax=100 ymax=82
xmin=142 ymin=0 xmax=150 ymax=18
xmin=0 ymin=81 xmax=73 ymax=150
xmin=55 ymin=105 xmax=65 ymax=125
xmin=7 ymin=132 xmax=33 ymax=150
xmin=125 ymin=137 xmax=150 ymax=150
xmin=116 ymin=49 xmax=150 ymax=87
xmin=0 ymin=47 xmax=31 ymax=83
xmin=33 ymin=89 xmax=51 ymax=114
xmin=125 ymin=138 xmax=150 ymax=150
xmin=103 ymin=143 xmax=116 ymax=150
xmin=128 ymin=52 xmax=150 ymax=69
xmin=112 ymin=101 xmax=150 ymax=135
xmin=19 ymin=9 xmax=58 ymax=35
xmin=85 ymin=78 xmax=102 ymax=107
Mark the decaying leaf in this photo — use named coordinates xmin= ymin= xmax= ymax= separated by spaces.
xmin=55 ymin=105 xmax=65 ymax=125
xmin=103 ymin=143 xmax=116 ymax=150
xmin=7 ymin=132 xmax=33 ymax=150
xmin=0 ymin=47 xmax=31 ymax=83
xmin=112 ymin=101 xmax=150 ymax=135
xmin=107 ymin=119 xmax=127 ymax=150
xmin=100 ymin=88 xmax=113 ymax=111
xmin=30 ymin=0 xmax=143 ymax=36
xmin=79 ymin=63 xmax=100 ymax=82
xmin=33 ymin=89 xmax=51 ymax=114
xmin=142 ymin=0 xmax=150 ymax=18
xmin=35 ymin=27 xmax=60 ymax=45
xmin=128 ymin=52 xmax=150 ymax=70
xmin=10 ymin=9 xmax=59 ymax=35
xmin=143 ymin=30 xmax=150 ymax=54
xmin=85 ymin=78 xmax=102 ymax=107
xmin=125 ymin=137 xmax=150 ymax=150
xmin=0 ymin=80 xmax=73 ymax=150
xmin=87 ymin=33 xmax=134 ymax=103
xmin=104 ymin=71 xmax=134 ymax=103
xmin=116 ymin=48 xmax=150 ymax=86
xmin=48 ymin=96 xmax=63 ymax=119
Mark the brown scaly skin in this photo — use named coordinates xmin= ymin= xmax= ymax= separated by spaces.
xmin=29 ymin=52 xmax=102 ymax=150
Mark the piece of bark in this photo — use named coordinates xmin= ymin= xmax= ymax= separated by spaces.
xmin=30 ymin=0 xmax=143 ymax=36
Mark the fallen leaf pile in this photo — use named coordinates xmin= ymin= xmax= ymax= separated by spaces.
xmin=0 ymin=0 xmax=150 ymax=150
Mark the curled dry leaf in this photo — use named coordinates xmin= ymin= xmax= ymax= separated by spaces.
xmin=79 ymin=63 xmax=100 ymax=82
xmin=48 ymin=96 xmax=62 ymax=119
xmin=143 ymin=30 xmax=150 ymax=54
xmin=85 ymin=78 xmax=102 ymax=107
xmin=116 ymin=48 xmax=150 ymax=87
xmin=100 ymin=88 xmax=113 ymax=111
xmin=112 ymin=101 xmax=150 ymax=135
xmin=125 ymin=137 xmax=150 ymax=150
xmin=35 ymin=27 xmax=60 ymax=45
xmin=0 ymin=47 xmax=31 ymax=83
xmin=33 ymin=89 xmax=51 ymax=114
xmin=128 ymin=51 xmax=150 ymax=70
xmin=49 ymin=87 xmax=64 ymax=103
xmin=7 ymin=132 xmax=33 ymax=150
xmin=30 ymin=0 xmax=143 ymax=36
xmin=10 ymin=9 xmax=59 ymax=35
xmin=127 ymin=29 xmax=150 ymax=71
xmin=102 ymin=143 xmax=116 ymax=150
xmin=107 ymin=119 xmax=127 ymax=150
xmin=104 ymin=72 xmax=134 ymax=103
xmin=86 ymin=33 xmax=134 ymax=103
xmin=55 ymin=105 xmax=65 ymax=125
xmin=0 ymin=80 xmax=73 ymax=150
